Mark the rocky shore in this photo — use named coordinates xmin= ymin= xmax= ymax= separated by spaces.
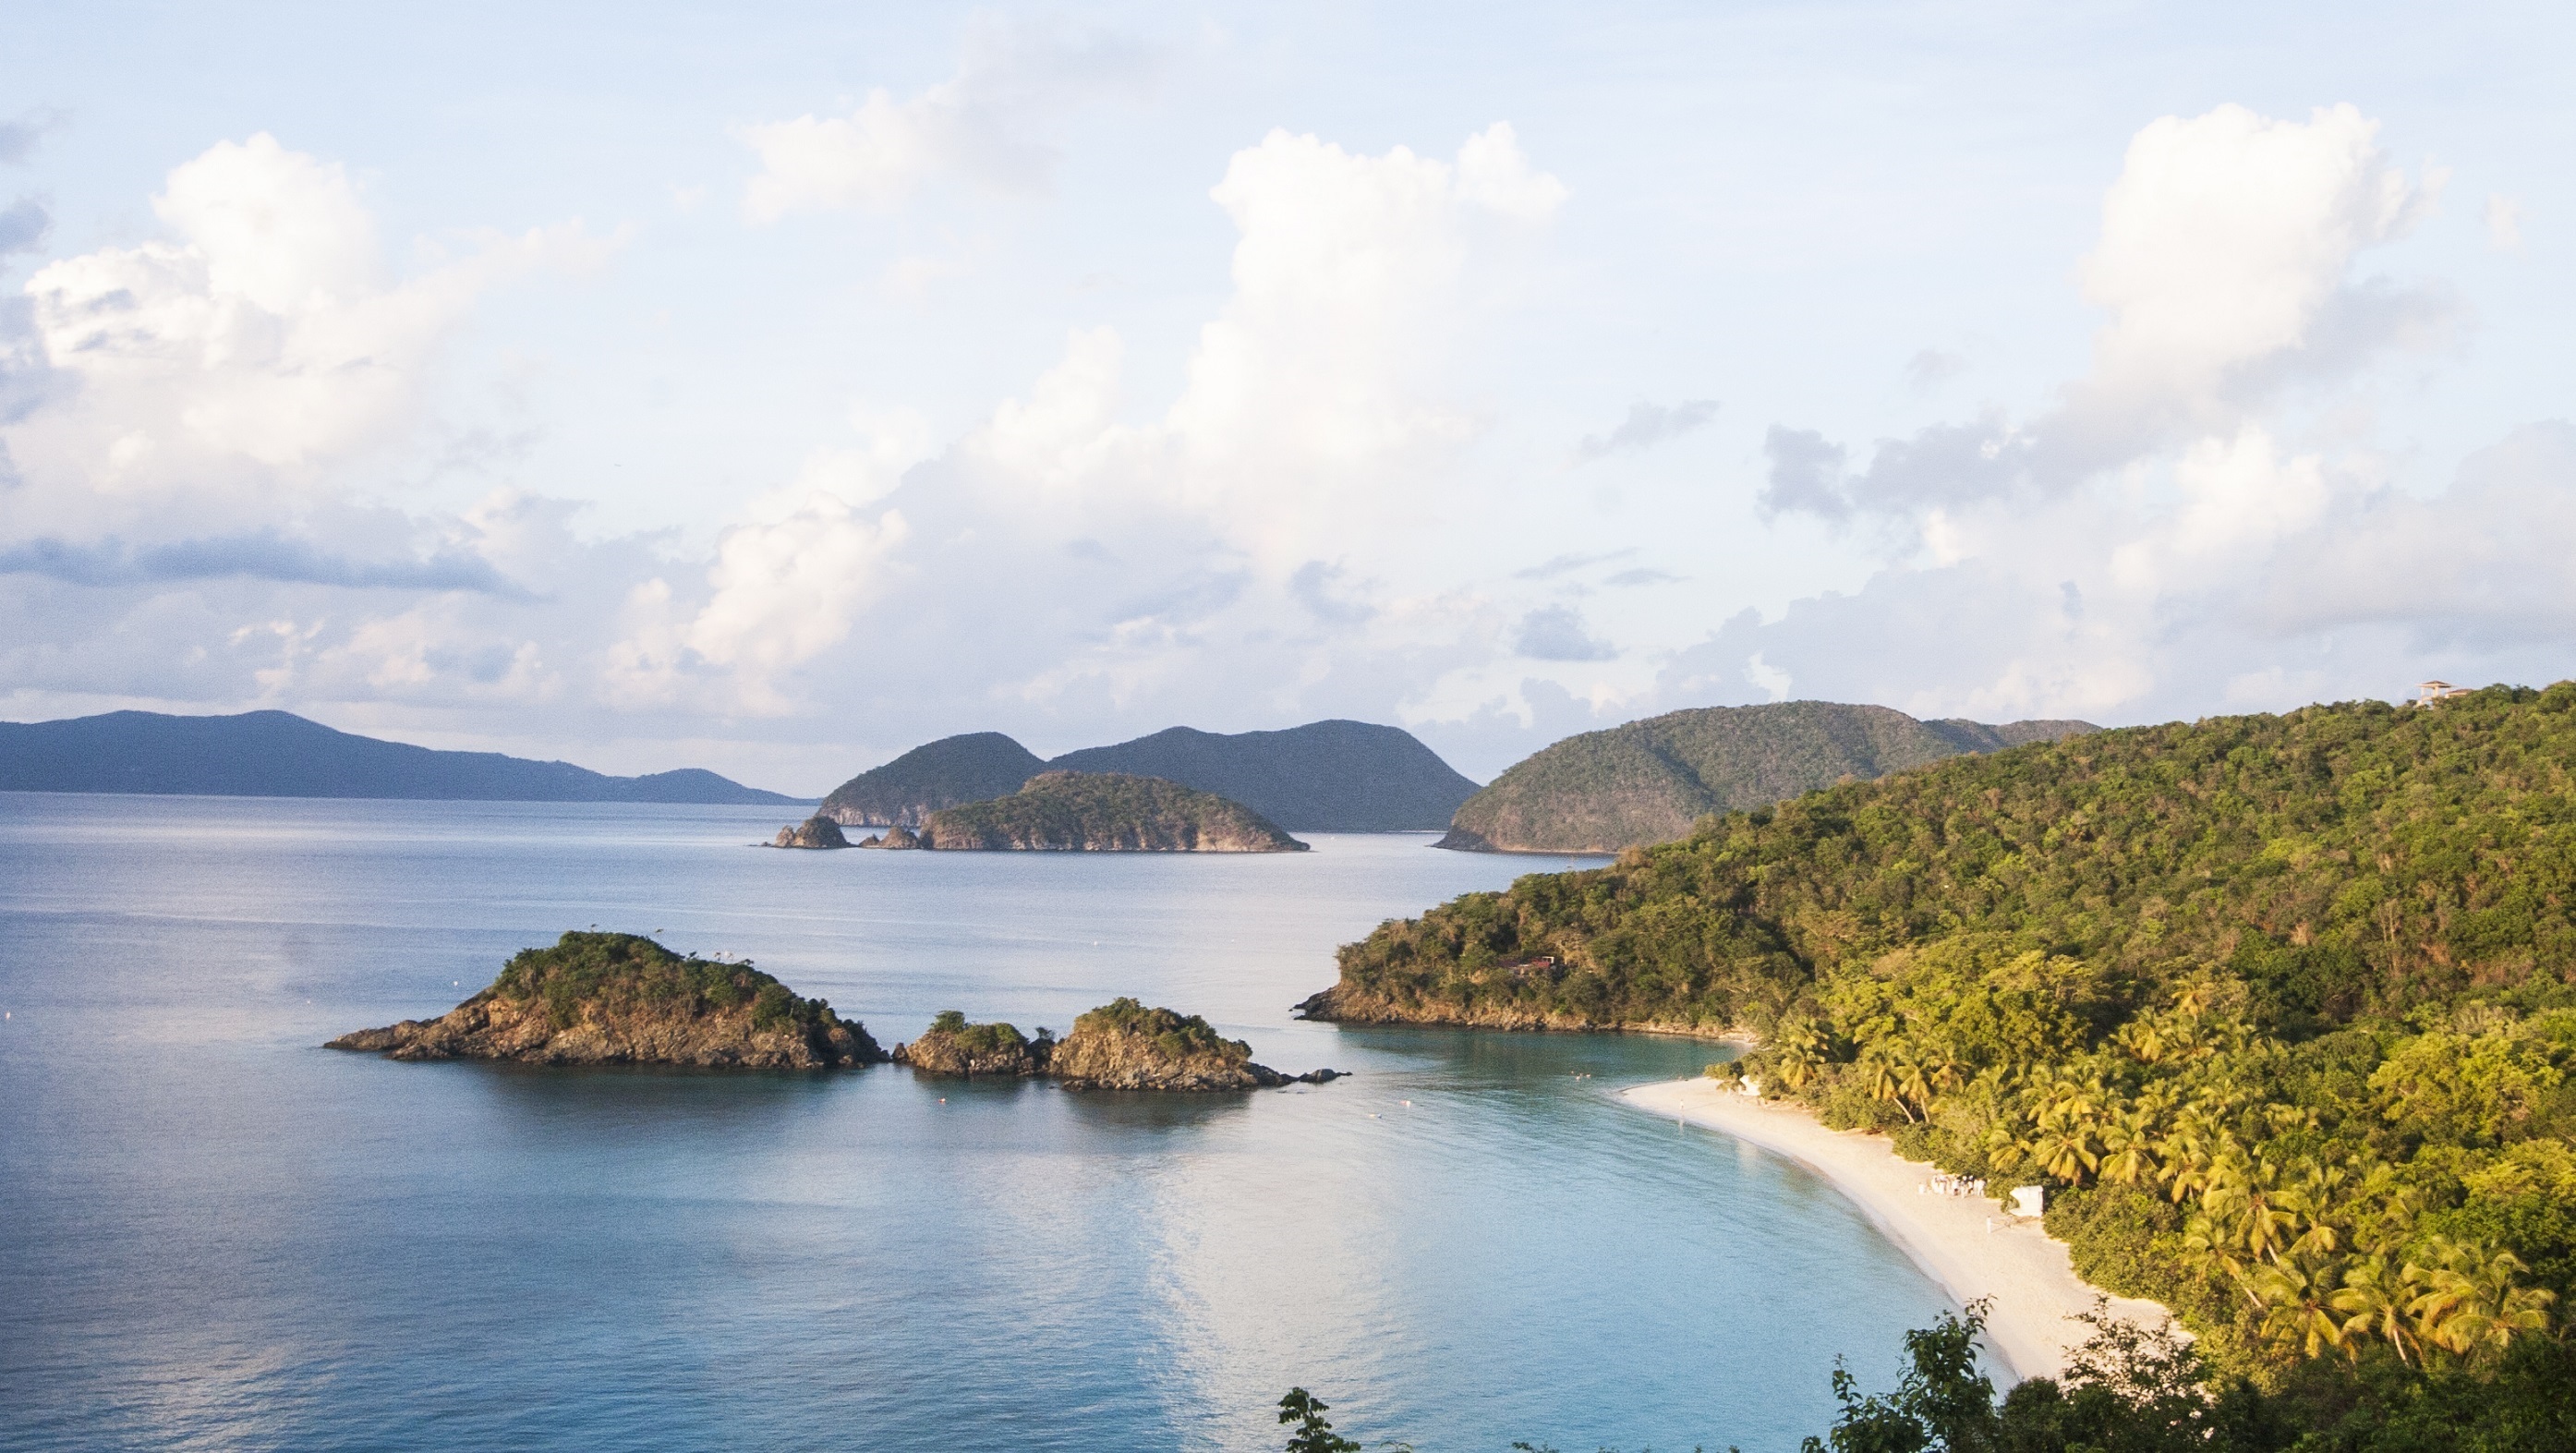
xmin=327 ymin=931 xmax=885 ymax=1069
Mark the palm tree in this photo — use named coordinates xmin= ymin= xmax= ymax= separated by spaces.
xmin=2329 ymin=1254 xmax=2423 ymax=1366
xmin=2248 ymin=1255 xmax=2355 ymax=1361
xmin=2407 ymin=1239 xmax=2557 ymax=1360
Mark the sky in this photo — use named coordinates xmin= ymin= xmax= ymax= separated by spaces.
xmin=3 ymin=2 xmax=2572 ymax=794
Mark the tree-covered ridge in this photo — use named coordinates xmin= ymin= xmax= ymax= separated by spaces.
xmin=490 ymin=930 xmax=843 ymax=1037
xmin=818 ymin=732 xmax=1046 ymax=827
xmin=1437 ymin=699 xmax=2094 ymax=853
xmin=1325 ymin=684 xmax=2576 ymax=1377
xmin=922 ymin=771 xmax=1308 ymax=852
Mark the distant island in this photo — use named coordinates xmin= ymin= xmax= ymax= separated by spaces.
xmin=1437 ymin=700 xmax=2094 ymax=853
xmin=0 ymin=709 xmax=807 ymax=805
xmin=819 ymin=720 xmax=1477 ymax=832
xmin=916 ymin=771 xmax=1307 ymax=852
xmin=897 ymin=999 xmax=1338 ymax=1089
xmin=327 ymin=931 xmax=884 ymax=1068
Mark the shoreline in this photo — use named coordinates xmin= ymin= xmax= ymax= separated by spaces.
xmin=1623 ymin=1077 xmax=2175 ymax=1384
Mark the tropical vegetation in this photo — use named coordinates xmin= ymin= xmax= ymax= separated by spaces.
xmin=1328 ymin=684 xmax=2576 ymax=1386
xmin=490 ymin=929 xmax=846 ymax=1036
xmin=1437 ymin=700 xmax=2094 ymax=853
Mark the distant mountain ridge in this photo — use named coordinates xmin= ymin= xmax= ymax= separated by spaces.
xmin=0 ymin=710 xmax=806 ymax=805
xmin=820 ymin=720 xmax=1478 ymax=832
xmin=1439 ymin=700 xmax=2096 ymax=853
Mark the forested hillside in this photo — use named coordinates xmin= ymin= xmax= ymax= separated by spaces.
xmin=1437 ymin=700 xmax=2092 ymax=852
xmin=818 ymin=733 xmax=1046 ymax=826
xmin=1313 ymin=684 xmax=2576 ymax=1380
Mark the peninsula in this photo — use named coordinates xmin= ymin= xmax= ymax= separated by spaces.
xmin=919 ymin=771 xmax=1306 ymax=852
xmin=327 ymin=931 xmax=885 ymax=1068
xmin=896 ymin=999 xmax=1339 ymax=1089
xmin=1310 ymin=684 xmax=2576 ymax=1381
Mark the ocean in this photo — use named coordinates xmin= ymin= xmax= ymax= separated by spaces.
xmin=0 ymin=793 xmax=1953 ymax=1450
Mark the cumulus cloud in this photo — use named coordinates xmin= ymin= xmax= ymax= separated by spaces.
xmin=738 ymin=17 xmax=1158 ymax=221
xmin=611 ymin=493 xmax=911 ymax=712
xmin=10 ymin=133 xmax=603 ymax=523
xmin=1576 ymin=398 xmax=1717 ymax=460
xmin=1648 ymin=102 xmax=2570 ymax=738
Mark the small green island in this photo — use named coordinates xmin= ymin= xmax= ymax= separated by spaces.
xmin=914 ymin=771 xmax=1307 ymax=853
xmin=327 ymin=931 xmax=886 ymax=1068
xmin=897 ymin=999 xmax=1339 ymax=1089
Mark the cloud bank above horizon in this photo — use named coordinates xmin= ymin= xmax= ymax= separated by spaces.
xmin=1 ymin=6 xmax=2570 ymax=793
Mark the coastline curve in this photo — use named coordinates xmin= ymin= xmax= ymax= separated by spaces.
xmin=1623 ymin=1077 xmax=2175 ymax=1384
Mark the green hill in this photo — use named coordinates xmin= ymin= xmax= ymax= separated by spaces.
xmin=817 ymin=733 xmax=1045 ymax=826
xmin=1312 ymin=684 xmax=2576 ymax=1378
xmin=921 ymin=771 xmax=1307 ymax=852
xmin=1049 ymin=720 xmax=1477 ymax=830
xmin=1438 ymin=700 xmax=2095 ymax=853
xmin=820 ymin=720 xmax=1477 ymax=831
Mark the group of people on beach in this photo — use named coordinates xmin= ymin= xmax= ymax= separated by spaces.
xmin=1920 ymin=1171 xmax=1986 ymax=1198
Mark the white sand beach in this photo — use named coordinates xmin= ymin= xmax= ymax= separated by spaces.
xmin=1625 ymin=1077 xmax=2176 ymax=1383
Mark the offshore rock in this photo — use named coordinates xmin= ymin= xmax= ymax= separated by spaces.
xmin=326 ymin=931 xmax=885 ymax=1069
xmin=858 ymin=824 xmax=922 ymax=850
xmin=773 ymin=814 xmax=851 ymax=849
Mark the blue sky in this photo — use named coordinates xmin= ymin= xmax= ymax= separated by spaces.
xmin=3 ymin=2 xmax=2571 ymax=792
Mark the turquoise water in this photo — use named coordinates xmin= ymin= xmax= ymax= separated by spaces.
xmin=0 ymin=794 xmax=1953 ymax=1450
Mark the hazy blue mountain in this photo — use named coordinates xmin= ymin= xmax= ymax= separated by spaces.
xmin=0 ymin=710 xmax=806 ymax=805
xmin=818 ymin=733 xmax=1048 ymax=827
xmin=817 ymin=720 xmax=1479 ymax=831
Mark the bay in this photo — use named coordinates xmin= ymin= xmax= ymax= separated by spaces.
xmin=0 ymin=793 xmax=1952 ymax=1450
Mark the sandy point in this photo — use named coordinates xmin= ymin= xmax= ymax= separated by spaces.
xmin=1625 ymin=1076 xmax=2177 ymax=1384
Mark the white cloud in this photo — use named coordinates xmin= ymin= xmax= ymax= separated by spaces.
xmin=738 ymin=18 xmax=1158 ymax=222
xmin=1454 ymin=121 xmax=1571 ymax=222
xmin=11 ymin=133 xmax=602 ymax=520
xmin=611 ymin=493 xmax=911 ymax=712
xmin=2066 ymin=103 xmax=2434 ymax=453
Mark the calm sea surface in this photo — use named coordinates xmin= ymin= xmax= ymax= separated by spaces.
xmin=0 ymin=793 xmax=1953 ymax=1451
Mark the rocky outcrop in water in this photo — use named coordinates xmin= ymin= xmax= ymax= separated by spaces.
xmin=893 ymin=1011 xmax=1051 ymax=1075
xmin=1047 ymin=998 xmax=1339 ymax=1089
xmin=894 ymin=999 xmax=1341 ymax=1090
xmin=857 ymin=824 xmax=921 ymax=849
xmin=326 ymin=931 xmax=885 ymax=1069
xmin=921 ymin=772 xmax=1306 ymax=853
xmin=773 ymin=815 xmax=851 ymax=849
